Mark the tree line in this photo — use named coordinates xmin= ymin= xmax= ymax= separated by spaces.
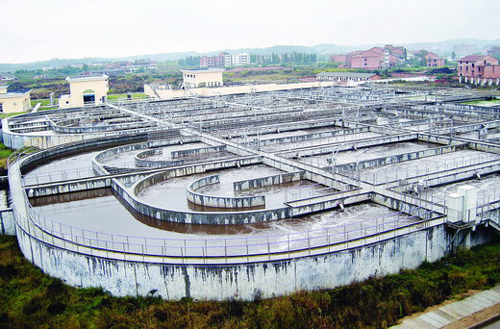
xmin=178 ymin=52 xmax=317 ymax=67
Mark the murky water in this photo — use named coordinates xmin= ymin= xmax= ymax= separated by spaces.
xmin=231 ymin=127 xmax=338 ymax=142
xmin=23 ymin=150 xmax=102 ymax=185
xmin=359 ymin=150 xmax=500 ymax=184
xmin=31 ymin=190 xmax=405 ymax=240
xmin=299 ymin=141 xmax=439 ymax=167
xmin=262 ymin=132 xmax=382 ymax=152
xmin=137 ymin=164 xmax=333 ymax=211
xmin=98 ymin=149 xmax=144 ymax=168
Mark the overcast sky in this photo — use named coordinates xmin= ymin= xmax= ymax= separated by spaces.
xmin=1 ymin=0 xmax=499 ymax=63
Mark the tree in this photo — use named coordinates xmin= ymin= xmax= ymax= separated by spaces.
xmin=451 ymin=51 xmax=456 ymax=60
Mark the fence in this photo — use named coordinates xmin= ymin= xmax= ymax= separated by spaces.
xmin=23 ymin=168 xmax=98 ymax=186
xmin=24 ymin=195 xmax=439 ymax=263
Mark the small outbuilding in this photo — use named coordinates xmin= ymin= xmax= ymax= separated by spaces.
xmin=0 ymin=85 xmax=32 ymax=114
xmin=316 ymin=72 xmax=381 ymax=83
xmin=59 ymin=75 xmax=109 ymax=109
xmin=181 ymin=68 xmax=224 ymax=88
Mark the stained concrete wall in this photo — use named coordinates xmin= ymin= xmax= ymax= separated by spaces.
xmin=335 ymin=144 xmax=468 ymax=172
xmin=0 ymin=209 xmax=15 ymax=235
xmin=233 ymin=171 xmax=305 ymax=191
xmin=171 ymin=145 xmax=226 ymax=158
xmin=26 ymin=177 xmax=113 ymax=198
xmin=48 ymin=118 xmax=155 ymax=134
xmin=256 ymin=128 xmax=370 ymax=146
xmin=2 ymin=117 xmax=156 ymax=150
xmin=115 ymin=178 xmax=290 ymax=225
xmin=279 ymin=134 xmax=419 ymax=158
xmin=187 ymin=175 xmax=266 ymax=208
xmin=13 ymin=214 xmax=494 ymax=301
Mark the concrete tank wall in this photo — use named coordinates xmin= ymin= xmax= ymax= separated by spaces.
xmin=0 ymin=209 xmax=15 ymax=235
xmin=186 ymin=175 xmax=266 ymax=208
xmin=13 ymin=217 xmax=495 ymax=301
xmin=233 ymin=171 xmax=305 ymax=191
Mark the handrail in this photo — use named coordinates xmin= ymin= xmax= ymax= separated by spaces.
xmin=23 ymin=191 xmax=439 ymax=262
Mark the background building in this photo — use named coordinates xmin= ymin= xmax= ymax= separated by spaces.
xmin=458 ymin=55 xmax=500 ymax=84
xmin=316 ymin=72 xmax=381 ymax=83
xmin=425 ymin=52 xmax=445 ymax=67
xmin=339 ymin=45 xmax=405 ymax=70
xmin=181 ymin=68 xmax=224 ymax=88
xmin=200 ymin=52 xmax=250 ymax=67
xmin=232 ymin=53 xmax=251 ymax=66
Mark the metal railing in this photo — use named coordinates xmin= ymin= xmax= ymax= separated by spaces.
xmin=23 ymin=196 xmax=440 ymax=263
xmin=23 ymin=168 xmax=98 ymax=186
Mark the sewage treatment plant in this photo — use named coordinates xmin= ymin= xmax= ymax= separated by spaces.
xmin=1 ymin=83 xmax=500 ymax=300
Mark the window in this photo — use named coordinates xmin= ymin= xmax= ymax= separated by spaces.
xmin=0 ymin=103 xmax=3 ymax=113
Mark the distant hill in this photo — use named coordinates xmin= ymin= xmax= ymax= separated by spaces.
xmin=1 ymin=38 xmax=499 ymax=72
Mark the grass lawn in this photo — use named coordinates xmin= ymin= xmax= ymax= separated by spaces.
xmin=0 ymin=143 xmax=14 ymax=169
xmin=462 ymin=99 xmax=500 ymax=106
xmin=107 ymin=93 xmax=148 ymax=100
xmin=0 ymin=112 xmax=27 ymax=119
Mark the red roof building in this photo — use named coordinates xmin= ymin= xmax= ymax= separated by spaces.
xmin=458 ymin=55 xmax=498 ymax=78
xmin=425 ymin=52 xmax=445 ymax=67
xmin=342 ymin=45 xmax=405 ymax=70
xmin=458 ymin=55 xmax=500 ymax=84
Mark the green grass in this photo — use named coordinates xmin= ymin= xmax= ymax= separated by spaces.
xmin=30 ymin=99 xmax=52 ymax=107
xmin=107 ymin=93 xmax=148 ymax=100
xmin=0 ymin=112 xmax=27 ymax=119
xmin=0 ymin=235 xmax=499 ymax=329
xmin=0 ymin=143 xmax=14 ymax=169
xmin=462 ymin=99 xmax=500 ymax=106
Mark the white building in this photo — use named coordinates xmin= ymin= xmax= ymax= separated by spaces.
xmin=232 ymin=53 xmax=251 ymax=65
xmin=59 ymin=75 xmax=109 ymax=109
xmin=0 ymin=85 xmax=32 ymax=114
xmin=181 ymin=68 xmax=224 ymax=88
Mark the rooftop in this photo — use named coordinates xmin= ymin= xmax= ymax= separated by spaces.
xmin=316 ymin=72 xmax=378 ymax=78
xmin=181 ymin=68 xmax=225 ymax=73
xmin=0 ymin=89 xmax=31 ymax=99
xmin=66 ymin=75 xmax=108 ymax=83
xmin=459 ymin=55 xmax=487 ymax=62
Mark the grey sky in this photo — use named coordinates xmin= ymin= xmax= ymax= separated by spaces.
xmin=1 ymin=0 xmax=499 ymax=63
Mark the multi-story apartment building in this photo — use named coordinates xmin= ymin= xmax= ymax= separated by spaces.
xmin=425 ymin=52 xmax=445 ymax=67
xmin=232 ymin=53 xmax=250 ymax=66
xmin=458 ymin=55 xmax=500 ymax=84
xmin=200 ymin=52 xmax=232 ymax=67
xmin=200 ymin=52 xmax=250 ymax=67
xmin=343 ymin=45 xmax=404 ymax=70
